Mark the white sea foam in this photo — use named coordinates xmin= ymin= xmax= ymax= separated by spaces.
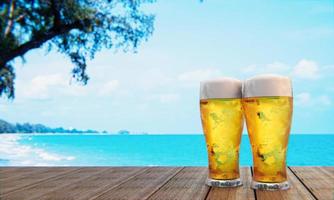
xmin=0 ymin=134 xmax=75 ymax=166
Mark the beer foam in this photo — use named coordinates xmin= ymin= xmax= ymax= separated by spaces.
xmin=200 ymin=77 xmax=242 ymax=99
xmin=242 ymin=74 xmax=292 ymax=97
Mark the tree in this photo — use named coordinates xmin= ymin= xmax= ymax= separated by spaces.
xmin=0 ymin=118 xmax=101 ymax=133
xmin=0 ymin=119 xmax=16 ymax=133
xmin=0 ymin=0 xmax=155 ymax=99
xmin=118 ymin=129 xmax=130 ymax=135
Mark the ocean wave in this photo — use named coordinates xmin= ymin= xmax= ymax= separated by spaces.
xmin=0 ymin=134 xmax=75 ymax=166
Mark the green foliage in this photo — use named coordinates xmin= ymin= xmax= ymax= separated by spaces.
xmin=117 ymin=129 xmax=130 ymax=135
xmin=0 ymin=118 xmax=99 ymax=133
xmin=0 ymin=119 xmax=16 ymax=133
xmin=0 ymin=0 xmax=155 ymax=99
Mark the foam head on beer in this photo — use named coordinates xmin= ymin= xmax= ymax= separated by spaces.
xmin=200 ymin=77 xmax=242 ymax=99
xmin=242 ymin=74 xmax=292 ymax=98
xmin=200 ymin=77 xmax=244 ymax=184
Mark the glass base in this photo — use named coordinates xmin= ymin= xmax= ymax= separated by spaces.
xmin=206 ymin=177 xmax=243 ymax=187
xmin=251 ymin=180 xmax=290 ymax=190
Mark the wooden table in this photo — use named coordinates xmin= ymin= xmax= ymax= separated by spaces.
xmin=0 ymin=167 xmax=333 ymax=200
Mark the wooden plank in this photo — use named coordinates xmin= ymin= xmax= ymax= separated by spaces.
xmin=206 ymin=167 xmax=255 ymax=200
xmin=322 ymin=167 xmax=334 ymax=174
xmin=0 ymin=167 xmax=80 ymax=196
xmin=0 ymin=167 xmax=57 ymax=181
xmin=1 ymin=167 xmax=146 ymax=200
xmin=1 ymin=167 xmax=108 ymax=200
xmin=147 ymin=167 xmax=210 ymax=200
xmin=318 ymin=167 xmax=334 ymax=179
xmin=0 ymin=167 xmax=12 ymax=170
xmin=0 ymin=167 xmax=23 ymax=174
xmin=91 ymin=167 xmax=183 ymax=200
xmin=255 ymin=168 xmax=316 ymax=200
xmin=0 ymin=167 xmax=332 ymax=200
xmin=290 ymin=167 xmax=334 ymax=200
xmin=34 ymin=167 xmax=147 ymax=200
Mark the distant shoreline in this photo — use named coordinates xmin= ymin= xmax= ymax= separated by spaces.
xmin=0 ymin=133 xmax=333 ymax=135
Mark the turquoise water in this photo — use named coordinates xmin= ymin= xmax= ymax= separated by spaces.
xmin=0 ymin=134 xmax=333 ymax=166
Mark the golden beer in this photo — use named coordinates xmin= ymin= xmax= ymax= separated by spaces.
xmin=200 ymin=98 xmax=243 ymax=180
xmin=242 ymin=75 xmax=293 ymax=190
xmin=200 ymin=77 xmax=243 ymax=187
xmin=243 ymin=97 xmax=292 ymax=182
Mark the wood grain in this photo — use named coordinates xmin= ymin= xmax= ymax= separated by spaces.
xmin=2 ymin=167 xmax=146 ymax=200
xmin=290 ymin=167 xmax=334 ymax=200
xmin=0 ymin=167 xmax=49 ymax=181
xmin=0 ymin=167 xmax=80 ymax=196
xmin=147 ymin=167 xmax=210 ymax=200
xmin=255 ymin=168 xmax=316 ymax=200
xmin=206 ymin=167 xmax=255 ymax=200
xmin=1 ymin=167 xmax=332 ymax=200
xmin=42 ymin=167 xmax=147 ymax=200
xmin=91 ymin=167 xmax=183 ymax=200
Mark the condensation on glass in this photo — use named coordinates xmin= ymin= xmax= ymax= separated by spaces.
xmin=200 ymin=77 xmax=243 ymax=187
xmin=242 ymin=74 xmax=293 ymax=190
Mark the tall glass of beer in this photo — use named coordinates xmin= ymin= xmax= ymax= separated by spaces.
xmin=242 ymin=74 xmax=293 ymax=190
xmin=200 ymin=78 xmax=244 ymax=187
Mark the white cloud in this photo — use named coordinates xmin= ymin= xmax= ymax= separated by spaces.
xmin=241 ymin=62 xmax=290 ymax=75
xmin=178 ymin=68 xmax=222 ymax=83
xmin=240 ymin=59 xmax=326 ymax=80
xmin=295 ymin=92 xmax=331 ymax=107
xmin=292 ymin=59 xmax=320 ymax=80
xmin=15 ymin=73 xmax=121 ymax=99
xmin=98 ymin=80 xmax=120 ymax=96
xmin=61 ymin=85 xmax=90 ymax=97
xmin=295 ymin=92 xmax=311 ymax=106
xmin=19 ymin=74 xmax=67 ymax=99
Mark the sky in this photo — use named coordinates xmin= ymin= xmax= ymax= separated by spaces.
xmin=1 ymin=0 xmax=334 ymax=134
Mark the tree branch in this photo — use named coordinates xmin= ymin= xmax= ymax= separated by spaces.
xmin=50 ymin=0 xmax=61 ymax=28
xmin=3 ymin=0 xmax=15 ymax=38
xmin=15 ymin=14 xmax=26 ymax=22
xmin=0 ymin=20 xmax=88 ymax=65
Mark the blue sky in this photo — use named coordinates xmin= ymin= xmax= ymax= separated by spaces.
xmin=1 ymin=0 xmax=334 ymax=133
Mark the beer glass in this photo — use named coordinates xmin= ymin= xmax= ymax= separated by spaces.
xmin=242 ymin=74 xmax=293 ymax=190
xmin=200 ymin=78 xmax=243 ymax=187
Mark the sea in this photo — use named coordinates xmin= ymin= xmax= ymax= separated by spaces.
xmin=0 ymin=134 xmax=333 ymax=166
